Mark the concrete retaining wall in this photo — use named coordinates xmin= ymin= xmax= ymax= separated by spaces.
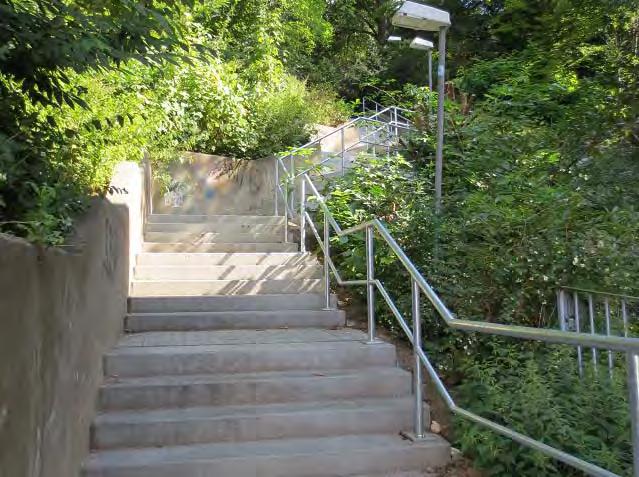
xmin=0 ymin=161 xmax=145 ymax=477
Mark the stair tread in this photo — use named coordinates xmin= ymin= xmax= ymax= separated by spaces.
xmin=108 ymin=341 xmax=384 ymax=356
xmin=127 ymin=310 xmax=341 ymax=318
xmin=102 ymin=367 xmax=410 ymax=389
xmin=114 ymin=328 xmax=370 ymax=348
xmin=95 ymin=397 xmax=413 ymax=424
xmin=149 ymin=214 xmax=284 ymax=222
xmin=131 ymin=278 xmax=323 ymax=283
xmin=85 ymin=433 xmax=449 ymax=468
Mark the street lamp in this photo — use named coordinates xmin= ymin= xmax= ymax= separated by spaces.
xmin=392 ymin=1 xmax=450 ymax=215
xmin=409 ymin=37 xmax=434 ymax=91
xmin=388 ymin=35 xmax=434 ymax=91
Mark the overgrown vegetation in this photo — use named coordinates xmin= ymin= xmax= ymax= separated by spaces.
xmin=320 ymin=1 xmax=638 ymax=475
xmin=0 ymin=0 xmax=350 ymax=244
xmin=1 ymin=0 xmax=638 ymax=474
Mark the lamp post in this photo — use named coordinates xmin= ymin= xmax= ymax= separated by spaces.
xmin=392 ymin=1 xmax=450 ymax=215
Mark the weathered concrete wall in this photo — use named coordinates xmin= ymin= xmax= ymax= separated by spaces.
xmin=152 ymin=153 xmax=280 ymax=216
xmin=109 ymin=161 xmax=147 ymax=286
xmin=0 ymin=162 xmax=143 ymax=477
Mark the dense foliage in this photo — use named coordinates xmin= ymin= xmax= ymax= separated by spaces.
xmin=1 ymin=0 xmax=638 ymax=474
xmin=0 ymin=0 xmax=349 ymax=244
xmin=320 ymin=1 xmax=638 ymax=475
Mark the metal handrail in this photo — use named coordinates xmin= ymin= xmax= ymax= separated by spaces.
xmin=274 ymin=121 xmax=639 ymax=475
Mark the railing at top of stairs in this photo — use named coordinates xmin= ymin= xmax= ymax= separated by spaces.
xmin=272 ymin=106 xmax=639 ymax=477
xmin=273 ymin=105 xmax=414 ymax=242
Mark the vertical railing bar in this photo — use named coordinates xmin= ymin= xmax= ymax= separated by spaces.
xmin=322 ymin=212 xmax=331 ymax=310
xmin=366 ymin=225 xmax=376 ymax=343
xmin=627 ymin=352 xmax=639 ymax=477
xmin=574 ymin=292 xmax=583 ymax=377
xmin=558 ymin=289 xmax=567 ymax=331
xmin=622 ymin=300 xmax=629 ymax=338
xmin=289 ymin=154 xmax=295 ymax=216
xmin=588 ymin=294 xmax=598 ymax=376
xmin=386 ymin=123 xmax=391 ymax=156
xmin=299 ymin=179 xmax=306 ymax=253
xmin=412 ymin=279 xmax=424 ymax=439
xmin=283 ymin=167 xmax=289 ymax=243
xmin=605 ymin=297 xmax=613 ymax=378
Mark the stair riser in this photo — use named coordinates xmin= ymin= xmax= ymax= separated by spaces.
xmin=92 ymin=403 xmax=419 ymax=449
xmin=148 ymin=215 xmax=285 ymax=225
xmin=133 ymin=265 xmax=323 ymax=281
xmin=135 ymin=252 xmax=316 ymax=267
xmin=145 ymin=232 xmax=283 ymax=244
xmin=130 ymin=279 xmax=323 ymax=297
xmin=125 ymin=311 xmax=345 ymax=332
xmin=128 ymin=294 xmax=338 ymax=313
xmin=143 ymin=243 xmax=298 ymax=253
xmin=105 ymin=345 xmax=397 ymax=378
xmin=82 ymin=441 xmax=450 ymax=477
xmin=146 ymin=223 xmax=284 ymax=234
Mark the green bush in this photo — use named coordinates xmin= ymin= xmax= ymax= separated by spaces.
xmin=455 ymin=341 xmax=632 ymax=476
xmin=321 ymin=67 xmax=637 ymax=471
xmin=0 ymin=1 xmax=347 ymax=245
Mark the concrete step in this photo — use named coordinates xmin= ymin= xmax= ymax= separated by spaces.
xmin=130 ymin=278 xmax=323 ymax=296
xmin=114 ymin=329 xmax=372 ymax=347
xmin=148 ymin=214 xmax=285 ymax=225
xmin=99 ymin=367 xmax=411 ymax=411
xmin=126 ymin=310 xmax=345 ymax=332
xmin=135 ymin=252 xmax=317 ymax=267
xmin=92 ymin=397 xmax=422 ymax=449
xmin=133 ymin=264 xmax=323 ymax=281
xmin=146 ymin=222 xmax=283 ymax=234
xmin=128 ymin=294 xmax=338 ymax=313
xmin=144 ymin=231 xmax=283 ymax=244
xmin=143 ymin=242 xmax=298 ymax=253
xmin=83 ymin=433 xmax=451 ymax=477
xmin=104 ymin=330 xmax=397 ymax=377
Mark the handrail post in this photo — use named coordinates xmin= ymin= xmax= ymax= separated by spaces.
xmin=605 ymin=297 xmax=613 ymax=378
xmin=393 ymin=107 xmax=399 ymax=139
xmin=289 ymin=154 xmax=295 ymax=216
xmin=299 ymin=179 xmax=306 ymax=253
xmin=283 ymin=171 xmax=289 ymax=243
xmin=340 ymin=128 xmax=346 ymax=176
xmin=412 ymin=278 xmax=424 ymax=439
xmin=366 ymin=225 xmax=376 ymax=343
xmin=323 ymin=212 xmax=331 ymax=310
xmin=627 ymin=352 xmax=639 ymax=477
xmin=274 ymin=158 xmax=279 ymax=216
xmin=573 ymin=292 xmax=584 ymax=378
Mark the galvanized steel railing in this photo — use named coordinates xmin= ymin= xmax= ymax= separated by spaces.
xmin=558 ymin=287 xmax=639 ymax=379
xmin=273 ymin=108 xmax=639 ymax=477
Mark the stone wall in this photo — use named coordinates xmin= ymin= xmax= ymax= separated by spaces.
xmin=0 ymin=161 xmax=145 ymax=477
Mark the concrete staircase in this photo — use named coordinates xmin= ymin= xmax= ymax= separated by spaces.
xmin=83 ymin=214 xmax=450 ymax=476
